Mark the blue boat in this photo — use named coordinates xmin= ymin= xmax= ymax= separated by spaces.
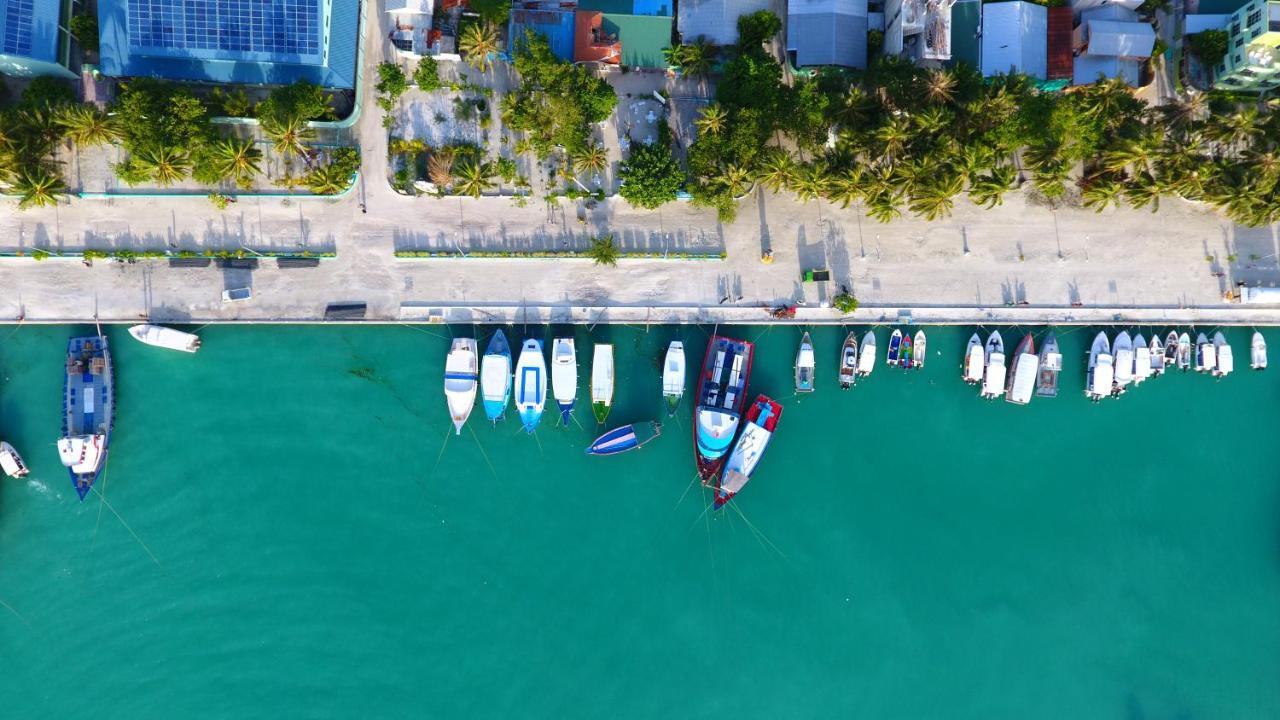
xmin=585 ymin=422 xmax=662 ymax=456
xmin=480 ymin=330 xmax=512 ymax=423
xmin=514 ymin=339 xmax=547 ymax=433
xmin=57 ymin=335 xmax=115 ymax=500
xmin=693 ymin=336 xmax=754 ymax=483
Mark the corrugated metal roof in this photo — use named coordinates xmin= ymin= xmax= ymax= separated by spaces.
xmin=980 ymin=1 xmax=1047 ymax=79
xmin=510 ymin=7 xmax=577 ymax=61
xmin=677 ymin=0 xmax=773 ymax=46
xmin=1074 ymin=54 xmax=1142 ymax=85
xmin=1085 ymin=19 xmax=1155 ymax=57
xmin=786 ymin=0 xmax=869 ymax=69
xmin=606 ymin=13 xmax=673 ymax=66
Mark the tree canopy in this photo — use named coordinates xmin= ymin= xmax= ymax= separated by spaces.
xmin=503 ymin=31 xmax=617 ymax=159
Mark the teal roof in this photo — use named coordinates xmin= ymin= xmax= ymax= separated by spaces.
xmin=949 ymin=0 xmax=981 ymax=70
xmin=1197 ymin=0 xmax=1250 ymax=13
xmin=604 ymin=13 xmax=672 ymax=67
xmin=580 ymin=0 xmax=672 ymax=16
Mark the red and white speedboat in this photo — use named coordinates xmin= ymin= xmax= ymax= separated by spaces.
xmin=715 ymin=395 xmax=782 ymax=509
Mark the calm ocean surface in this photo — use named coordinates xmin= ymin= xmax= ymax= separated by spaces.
xmin=1 ymin=324 xmax=1277 ymax=718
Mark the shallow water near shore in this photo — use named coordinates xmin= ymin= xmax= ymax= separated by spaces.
xmin=1 ymin=323 xmax=1278 ymax=718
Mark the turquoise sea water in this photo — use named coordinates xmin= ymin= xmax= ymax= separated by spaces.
xmin=1 ymin=324 xmax=1278 ymax=719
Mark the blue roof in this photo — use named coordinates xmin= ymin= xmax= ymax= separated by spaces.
xmin=1 ymin=0 xmax=63 ymax=63
xmin=509 ymin=7 xmax=576 ymax=62
xmin=97 ymin=0 xmax=361 ymax=89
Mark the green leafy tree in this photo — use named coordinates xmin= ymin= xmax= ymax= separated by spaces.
xmin=470 ymin=0 xmax=512 ymax=24
xmin=694 ymin=104 xmax=726 ymax=137
xmin=736 ymin=10 xmax=782 ymax=49
xmin=20 ymin=76 xmax=75 ymax=109
xmin=414 ymin=56 xmax=442 ymax=91
xmin=618 ymin=135 xmax=683 ymax=209
xmin=69 ymin=14 xmax=99 ymax=53
xmin=256 ymin=80 xmax=333 ymax=126
xmin=505 ymin=31 xmax=617 ymax=158
xmin=586 ymin=234 xmax=619 ymax=267
xmin=1187 ymin=30 xmax=1229 ymax=67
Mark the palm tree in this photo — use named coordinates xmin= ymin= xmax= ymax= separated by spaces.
xmin=212 ymin=137 xmax=263 ymax=186
xmin=586 ymin=234 xmax=619 ymax=267
xmin=837 ymin=86 xmax=878 ymax=128
xmin=263 ymin=115 xmax=316 ymax=160
xmin=873 ymin=117 xmax=912 ymax=159
xmin=459 ymin=22 xmax=500 ymax=72
xmin=666 ymin=37 xmax=717 ymax=76
xmin=754 ymin=150 xmax=796 ymax=193
xmin=1124 ymin=171 xmax=1163 ymax=212
xmin=913 ymin=106 xmax=952 ymax=135
xmin=55 ymin=105 xmax=122 ymax=148
xmin=694 ymin=104 xmax=726 ymax=137
xmin=1081 ymin=174 xmax=1125 ymax=212
xmin=428 ymin=148 xmax=455 ymax=187
xmin=134 ymin=145 xmax=191 ymax=186
xmin=306 ymin=162 xmax=350 ymax=195
xmin=967 ymin=164 xmax=1017 ymax=208
xmin=791 ymin=161 xmax=830 ymax=202
xmin=572 ymin=143 xmax=608 ymax=176
xmin=908 ymin=174 xmax=964 ymax=221
xmin=922 ymin=68 xmax=958 ymax=105
xmin=827 ymin=167 xmax=868 ymax=208
xmin=716 ymin=163 xmax=753 ymax=198
xmin=1211 ymin=108 xmax=1264 ymax=153
xmin=1101 ymin=139 xmax=1152 ymax=175
xmin=453 ymin=159 xmax=494 ymax=198
xmin=865 ymin=190 xmax=903 ymax=223
xmin=13 ymin=167 xmax=65 ymax=209
xmin=1157 ymin=93 xmax=1207 ymax=139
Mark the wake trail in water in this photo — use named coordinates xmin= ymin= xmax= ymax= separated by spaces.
xmin=0 ymin=596 xmax=30 ymax=627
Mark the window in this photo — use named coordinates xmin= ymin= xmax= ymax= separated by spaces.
xmin=1236 ymin=37 xmax=1245 ymax=47
xmin=1235 ymin=54 xmax=1243 ymax=63
xmin=1247 ymin=9 xmax=1262 ymax=25
xmin=1232 ymin=20 xmax=1241 ymax=34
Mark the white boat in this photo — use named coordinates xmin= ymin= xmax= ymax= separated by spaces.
xmin=1005 ymin=334 xmax=1039 ymax=406
xmin=1251 ymin=331 xmax=1267 ymax=370
xmin=857 ymin=330 xmax=876 ymax=376
xmin=1177 ymin=332 xmax=1192 ymax=371
xmin=963 ymin=333 xmax=984 ymax=385
xmin=1213 ymin=331 xmax=1232 ymax=377
xmin=794 ymin=332 xmax=815 ymax=393
xmin=443 ymin=337 xmax=478 ymax=435
xmin=1035 ymin=331 xmax=1062 ymax=398
xmin=1150 ymin=334 xmax=1167 ymax=376
xmin=0 ymin=441 xmax=29 ymax=478
xmin=662 ymin=341 xmax=686 ymax=416
xmin=980 ymin=331 xmax=1006 ymax=399
xmin=1133 ymin=333 xmax=1151 ymax=385
xmin=591 ymin=344 xmax=614 ymax=424
xmin=838 ymin=332 xmax=858 ymax=389
xmin=913 ymin=330 xmax=926 ymax=369
xmin=515 ymin=339 xmax=547 ymax=433
xmin=1162 ymin=331 xmax=1179 ymax=371
xmin=1195 ymin=332 xmax=1213 ymax=373
xmin=1113 ymin=331 xmax=1134 ymax=393
xmin=127 ymin=324 xmax=201 ymax=353
xmin=480 ymin=330 xmax=512 ymax=424
xmin=550 ymin=337 xmax=577 ymax=425
xmin=1085 ymin=331 xmax=1113 ymax=401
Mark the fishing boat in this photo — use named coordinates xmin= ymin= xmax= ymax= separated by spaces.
xmin=1150 ymin=334 xmax=1167 ymax=376
xmin=480 ymin=330 xmax=512 ymax=423
xmin=585 ymin=421 xmax=662 ymax=456
xmin=1195 ymin=332 xmax=1213 ymax=373
xmin=1213 ymin=331 xmax=1233 ymax=377
xmin=693 ymin=336 xmax=754 ymax=483
xmin=1177 ymin=332 xmax=1192 ymax=371
xmin=913 ymin=330 xmax=926 ymax=369
xmin=716 ymin=395 xmax=782 ymax=509
xmin=591 ymin=344 xmax=615 ymax=424
xmin=980 ymin=331 xmax=1006 ymax=399
xmin=443 ymin=337 xmax=479 ymax=435
xmin=1005 ymin=334 xmax=1038 ymax=405
xmin=1035 ymin=331 xmax=1061 ymax=398
xmin=857 ymin=331 xmax=876 ymax=377
xmin=1163 ymin=331 xmax=1179 ymax=371
xmin=1085 ymin=332 xmax=1113 ymax=402
xmin=838 ymin=332 xmax=858 ymax=389
xmin=899 ymin=332 xmax=914 ymax=369
xmin=963 ymin=333 xmax=984 ymax=385
xmin=127 ymin=324 xmax=201 ymax=353
xmin=514 ymin=339 xmax=547 ymax=433
xmin=58 ymin=335 xmax=114 ymax=499
xmin=886 ymin=329 xmax=902 ymax=366
xmin=662 ymin=341 xmax=686 ymax=416
xmin=0 ymin=442 xmax=29 ymax=478
xmin=1251 ymin=331 xmax=1267 ymax=370
xmin=795 ymin=332 xmax=816 ymax=393
xmin=1133 ymin=333 xmax=1151 ymax=385
xmin=1113 ymin=331 xmax=1134 ymax=393
xmin=550 ymin=337 xmax=577 ymax=425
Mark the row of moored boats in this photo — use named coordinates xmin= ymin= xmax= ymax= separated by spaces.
xmin=1082 ymin=330 xmax=1264 ymax=401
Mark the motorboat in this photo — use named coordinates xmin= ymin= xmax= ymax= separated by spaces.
xmin=1251 ymin=331 xmax=1267 ymax=370
xmin=1177 ymin=332 xmax=1192 ymax=371
xmin=1005 ymin=334 xmax=1038 ymax=405
xmin=693 ymin=336 xmax=754 ymax=483
xmin=1133 ymin=333 xmax=1151 ymax=385
xmin=58 ymin=335 xmax=114 ymax=499
xmin=443 ymin=337 xmax=479 ymax=435
xmin=913 ymin=330 xmax=926 ymax=369
xmin=550 ymin=337 xmax=577 ymax=425
xmin=899 ymin=331 xmax=914 ymax=369
xmin=585 ymin=422 xmax=662 ymax=456
xmin=1195 ymin=333 xmax=1213 ymax=373
xmin=980 ymin=331 xmax=1006 ymax=399
xmin=1150 ymin=334 xmax=1166 ymax=376
xmin=795 ymin=332 xmax=815 ymax=393
xmin=1113 ymin=331 xmax=1134 ymax=393
xmin=838 ymin=332 xmax=858 ymax=389
xmin=963 ymin=333 xmax=984 ymax=385
xmin=514 ymin=338 xmax=547 ymax=433
xmin=1163 ymin=331 xmax=1179 ymax=371
xmin=1085 ymin=331 xmax=1113 ymax=401
xmin=1213 ymin=331 xmax=1232 ymax=377
xmin=857 ymin=331 xmax=876 ymax=376
xmin=127 ymin=324 xmax=201 ymax=353
xmin=0 ymin=442 xmax=29 ymax=478
xmin=715 ymin=395 xmax=782 ymax=509
xmin=591 ymin=344 xmax=615 ymax=424
xmin=1035 ymin=331 xmax=1061 ymax=398
xmin=886 ymin=329 xmax=902 ymax=366
xmin=662 ymin=341 xmax=686 ymax=416
xmin=480 ymin=330 xmax=512 ymax=423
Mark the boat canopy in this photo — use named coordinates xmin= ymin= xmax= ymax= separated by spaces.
xmin=1091 ymin=359 xmax=1114 ymax=396
xmin=983 ymin=355 xmax=1007 ymax=396
xmin=57 ymin=435 xmax=105 ymax=475
xmin=696 ymin=408 xmax=740 ymax=458
xmin=480 ymin=358 xmax=510 ymax=401
xmin=965 ymin=345 xmax=984 ymax=382
xmin=1009 ymin=354 xmax=1040 ymax=404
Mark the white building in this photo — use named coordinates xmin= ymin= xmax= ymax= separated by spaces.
xmin=677 ymin=0 xmax=775 ymax=46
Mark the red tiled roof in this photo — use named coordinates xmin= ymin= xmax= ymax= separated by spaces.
xmin=574 ymin=10 xmax=620 ymax=64
xmin=1047 ymin=7 xmax=1074 ymax=81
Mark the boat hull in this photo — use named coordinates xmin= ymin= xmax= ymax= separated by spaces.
xmin=693 ymin=336 xmax=755 ymax=483
xmin=480 ymin=331 xmax=512 ymax=423
xmin=61 ymin=336 xmax=114 ymax=499
xmin=715 ymin=395 xmax=781 ymax=508
xmin=586 ymin=422 xmax=662 ymax=456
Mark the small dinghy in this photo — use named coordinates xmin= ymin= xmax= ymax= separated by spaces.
xmin=1177 ymin=332 xmax=1192 ymax=371
xmin=480 ymin=330 xmax=512 ymax=424
xmin=443 ymin=338 xmax=479 ymax=435
xmin=1195 ymin=333 xmax=1213 ymax=373
xmin=1035 ymin=331 xmax=1061 ymax=398
xmin=1213 ymin=331 xmax=1233 ymax=377
xmin=1150 ymin=334 xmax=1166 ymax=376
xmin=585 ymin=421 xmax=662 ymax=456
xmin=838 ymin=332 xmax=858 ymax=389
xmin=1085 ymin=331 xmax=1113 ymax=402
xmin=899 ymin=332 xmax=914 ymax=369
xmin=886 ymin=330 xmax=902 ymax=366
xmin=1251 ymin=331 xmax=1267 ymax=370
xmin=980 ymin=331 xmax=1006 ymax=399
xmin=515 ymin=339 xmax=547 ymax=433
xmin=128 ymin=324 xmax=201 ymax=353
xmin=591 ymin=344 xmax=615 ymax=424
xmin=662 ymin=341 xmax=686 ymax=416
xmin=857 ymin=331 xmax=876 ymax=377
xmin=1112 ymin=331 xmax=1134 ymax=394
xmin=795 ymin=332 xmax=816 ymax=393
xmin=0 ymin=441 xmax=29 ymax=478
xmin=912 ymin=330 xmax=926 ymax=369
xmin=1133 ymin=333 xmax=1151 ymax=385
xmin=550 ymin=337 xmax=577 ymax=425
xmin=1162 ymin=331 xmax=1179 ymax=371
xmin=963 ymin=333 xmax=984 ymax=385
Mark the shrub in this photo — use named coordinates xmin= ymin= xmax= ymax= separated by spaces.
xmin=1187 ymin=30 xmax=1228 ymax=68
xmin=414 ymin=57 xmax=441 ymax=91
xmin=376 ymin=62 xmax=409 ymax=103
xmin=70 ymin=14 xmax=99 ymax=53
xmin=833 ymin=293 xmax=858 ymax=314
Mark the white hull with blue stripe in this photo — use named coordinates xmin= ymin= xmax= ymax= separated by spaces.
xmin=515 ymin=339 xmax=547 ymax=433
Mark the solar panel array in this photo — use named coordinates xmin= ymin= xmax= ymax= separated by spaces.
xmin=3 ymin=0 xmax=34 ymax=56
xmin=127 ymin=0 xmax=322 ymax=57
